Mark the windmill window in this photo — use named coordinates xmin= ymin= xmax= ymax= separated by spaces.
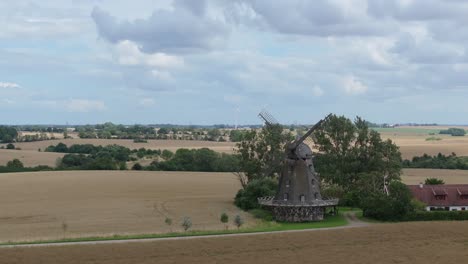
xmin=285 ymin=180 xmax=290 ymax=188
xmin=314 ymin=193 xmax=318 ymax=200
xmin=300 ymin=195 xmax=306 ymax=202
xmin=311 ymin=179 xmax=315 ymax=185
xmin=283 ymin=193 xmax=289 ymax=201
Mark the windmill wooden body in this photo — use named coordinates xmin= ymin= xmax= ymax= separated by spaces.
xmin=258 ymin=111 xmax=339 ymax=222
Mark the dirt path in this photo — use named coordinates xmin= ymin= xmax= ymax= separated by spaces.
xmin=1 ymin=212 xmax=370 ymax=249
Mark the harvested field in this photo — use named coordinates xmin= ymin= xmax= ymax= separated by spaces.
xmin=0 ymin=149 xmax=64 ymax=167
xmin=379 ymin=132 xmax=468 ymax=159
xmin=402 ymin=168 xmax=468 ymax=184
xmin=2 ymin=221 xmax=468 ymax=264
xmin=0 ymin=171 xmax=254 ymax=242
xmin=6 ymin=139 xmax=236 ymax=153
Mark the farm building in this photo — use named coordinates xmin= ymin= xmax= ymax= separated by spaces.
xmin=409 ymin=184 xmax=468 ymax=211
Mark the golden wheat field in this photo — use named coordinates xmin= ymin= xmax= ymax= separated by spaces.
xmin=0 ymin=171 xmax=255 ymax=243
xmin=402 ymin=168 xmax=468 ymax=184
xmin=1 ymin=221 xmax=468 ymax=264
xmin=0 ymin=149 xmax=64 ymax=167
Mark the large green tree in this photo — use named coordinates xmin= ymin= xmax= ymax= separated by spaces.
xmin=313 ymin=115 xmax=402 ymax=200
xmin=234 ymin=124 xmax=291 ymax=188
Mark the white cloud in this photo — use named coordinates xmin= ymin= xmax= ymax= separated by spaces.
xmin=66 ymin=99 xmax=106 ymax=112
xmin=343 ymin=75 xmax=368 ymax=95
xmin=139 ymin=98 xmax=155 ymax=107
xmin=312 ymin=86 xmax=324 ymax=97
xmin=115 ymin=40 xmax=184 ymax=68
xmin=0 ymin=82 xmax=21 ymax=89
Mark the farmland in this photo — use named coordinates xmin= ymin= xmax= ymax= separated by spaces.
xmin=8 ymin=138 xmax=236 ymax=153
xmin=1 ymin=221 xmax=468 ymax=264
xmin=402 ymin=168 xmax=468 ymax=184
xmin=0 ymin=149 xmax=64 ymax=167
xmin=0 ymin=171 xmax=254 ymax=243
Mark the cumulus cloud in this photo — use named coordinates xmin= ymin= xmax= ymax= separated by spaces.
xmin=114 ymin=40 xmax=184 ymax=68
xmin=66 ymin=99 xmax=106 ymax=112
xmin=91 ymin=3 xmax=230 ymax=54
xmin=343 ymin=76 xmax=368 ymax=95
xmin=0 ymin=82 xmax=21 ymax=89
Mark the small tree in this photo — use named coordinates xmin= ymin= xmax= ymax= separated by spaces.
xmin=6 ymin=143 xmax=15 ymax=150
xmin=181 ymin=216 xmax=192 ymax=231
xmin=61 ymin=221 xmax=68 ymax=237
xmin=220 ymin=212 xmax=229 ymax=230
xmin=165 ymin=217 xmax=173 ymax=232
xmin=425 ymin=178 xmax=445 ymax=185
xmin=234 ymin=215 xmax=244 ymax=229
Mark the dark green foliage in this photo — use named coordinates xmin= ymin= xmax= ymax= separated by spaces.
xmin=6 ymin=143 xmax=15 ymax=149
xmin=234 ymin=178 xmax=277 ymax=210
xmin=361 ymin=181 xmax=413 ymax=221
xmin=425 ymin=177 xmax=445 ymax=185
xmin=132 ymin=163 xmax=143 ymax=170
xmin=133 ymin=138 xmax=148 ymax=143
xmin=248 ymin=208 xmax=273 ymax=221
xmin=313 ymin=115 xmax=402 ymax=207
xmin=148 ymin=148 xmax=239 ymax=172
xmin=439 ymin=128 xmax=466 ymax=136
xmin=220 ymin=213 xmax=229 ymax=224
xmin=161 ymin=149 xmax=174 ymax=160
xmin=402 ymin=153 xmax=468 ymax=170
xmin=6 ymin=159 xmax=24 ymax=168
xmin=0 ymin=126 xmax=18 ymax=143
xmin=404 ymin=211 xmax=468 ymax=221
xmin=229 ymin=130 xmax=248 ymax=142
xmin=235 ymin=124 xmax=291 ymax=183
xmin=234 ymin=214 xmax=244 ymax=228
xmin=0 ymin=164 xmax=53 ymax=173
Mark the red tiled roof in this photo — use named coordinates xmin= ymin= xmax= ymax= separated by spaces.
xmin=408 ymin=184 xmax=468 ymax=207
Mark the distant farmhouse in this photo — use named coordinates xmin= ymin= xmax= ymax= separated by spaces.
xmin=409 ymin=184 xmax=468 ymax=211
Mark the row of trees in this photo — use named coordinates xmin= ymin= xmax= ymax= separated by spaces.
xmin=402 ymin=153 xmax=468 ymax=170
xmin=439 ymin=128 xmax=466 ymax=136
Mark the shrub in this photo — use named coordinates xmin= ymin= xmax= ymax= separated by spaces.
xmin=234 ymin=215 xmax=244 ymax=229
xmin=6 ymin=159 xmax=24 ymax=169
xmin=220 ymin=212 xmax=229 ymax=229
xmin=234 ymin=178 xmax=277 ymax=211
xmin=361 ymin=181 xmax=413 ymax=221
xmin=6 ymin=143 xmax=15 ymax=149
xmin=132 ymin=163 xmax=143 ymax=170
xmin=181 ymin=216 xmax=192 ymax=231
xmin=404 ymin=211 xmax=468 ymax=221
xmin=425 ymin=178 xmax=445 ymax=185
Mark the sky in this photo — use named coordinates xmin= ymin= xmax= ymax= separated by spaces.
xmin=1 ymin=0 xmax=468 ymax=125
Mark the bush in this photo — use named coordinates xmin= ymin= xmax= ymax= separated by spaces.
xmin=234 ymin=214 xmax=244 ymax=229
xmin=425 ymin=177 xmax=445 ymax=185
xmin=6 ymin=143 xmax=15 ymax=149
xmin=404 ymin=211 xmax=468 ymax=221
xmin=439 ymin=128 xmax=466 ymax=136
xmin=132 ymin=163 xmax=143 ymax=170
xmin=361 ymin=181 xmax=413 ymax=221
xmin=181 ymin=216 xmax=192 ymax=231
xmin=6 ymin=159 xmax=24 ymax=169
xmin=234 ymin=178 xmax=277 ymax=211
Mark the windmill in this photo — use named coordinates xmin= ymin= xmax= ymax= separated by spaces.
xmin=257 ymin=111 xmax=338 ymax=222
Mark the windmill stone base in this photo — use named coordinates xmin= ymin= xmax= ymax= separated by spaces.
xmin=258 ymin=197 xmax=339 ymax=222
xmin=272 ymin=205 xmax=325 ymax=222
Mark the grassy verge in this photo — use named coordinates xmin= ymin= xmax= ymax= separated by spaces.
xmin=0 ymin=211 xmax=347 ymax=246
